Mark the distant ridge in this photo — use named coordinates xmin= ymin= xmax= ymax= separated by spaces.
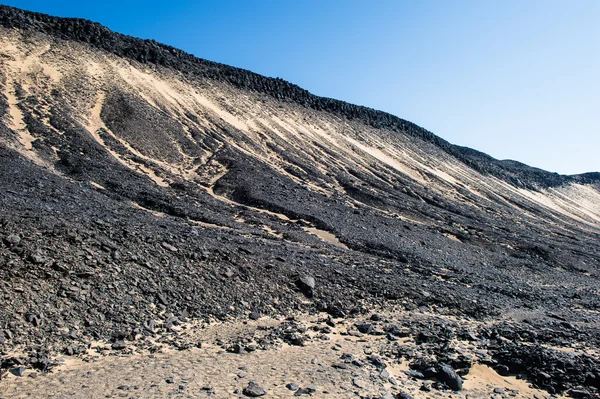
xmin=0 ymin=4 xmax=597 ymax=188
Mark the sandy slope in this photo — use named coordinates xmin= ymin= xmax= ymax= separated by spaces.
xmin=1 ymin=28 xmax=598 ymax=234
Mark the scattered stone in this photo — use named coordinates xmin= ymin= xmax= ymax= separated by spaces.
xmin=368 ymin=355 xmax=386 ymax=368
xmin=404 ymin=370 xmax=425 ymax=379
xmin=296 ymin=275 xmax=315 ymax=297
xmin=355 ymin=321 xmax=374 ymax=334
xmin=29 ymin=251 xmax=47 ymax=264
xmin=243 ymin=381 xmax=267 ymax=397
xmin=567 ymin=388 xmax=594 ymax=399
xmin=438 ymin=364 xmax=463 ymax=391
xmin=286 ymin=383 xmax=299 ymax=391
xmin=496 ymin=364 xmax=510 ymax=376
xmin=352 ymin=377 xmax=366 ymax=388
xmin=332 ymin=362 xmax=348 ymax=369
xmin=370 ymin=314 xmax=382 ymax=321
xmin=10 ymin=366 xmax=26 ymax=377
xmin=4 ymin=234 xmax=20 ymax=245
xmin=111 ymin=340 xmax=127 ymax=350
xmin=161 ymin=242 xmax=178 ymax=252
xmin=249 ymin=311 xmax=261 ymax=320
xmin=422 ymin=367 xmax=437 ymax=378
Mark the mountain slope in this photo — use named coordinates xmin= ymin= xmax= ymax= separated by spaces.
xmin=0 ymin=5 xmax=599 ymax=396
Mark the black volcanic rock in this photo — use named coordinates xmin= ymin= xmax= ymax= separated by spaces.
xmin=296 ymin=275 xmax=316 ymax=297
xmin=438 ymin=364 xmax=463 ymax=391
xmin=243 ymin=381 xmax=267 ymax=397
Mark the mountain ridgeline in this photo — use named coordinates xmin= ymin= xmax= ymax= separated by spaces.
xmin=0 ymin=4 xmax=597 ymax=189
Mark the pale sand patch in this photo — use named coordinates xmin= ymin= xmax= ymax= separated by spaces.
xmin=263 ymin=225 xmax=284 ymax=239
xmin=303 ymin=227 xmax=348 ymax=250
xmin=187 ymin=219 xmax=233 ymax=231
xmin=4 ymin=83 xmax=33 ymax=149
xmin=189 ymin=90 xmax=249 ymax=131
xmin=131 ymin=202 xmax=165 ymax=218
xmin=516 ymin=186 xmax=600 ymax=227
xmin=463 ymin=364 xmax=565 ymax=398
xmin=547 ymin=184 xmax=600 ymax=223
xmin=207 ymin=185 xmax=292 ymax=221
xmin=443 ymin=233 xmax=462 ymax=243
xmin=343 ymin=135 xmax=425 ymax=183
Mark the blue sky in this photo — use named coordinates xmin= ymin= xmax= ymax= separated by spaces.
xmin=3 ymin=1 xmax=599 ymax=174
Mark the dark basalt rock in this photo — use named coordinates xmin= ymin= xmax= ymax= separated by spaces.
xmin=438 ymin=364 xmax=463 ymax=391
xmin=296 ymin=275 xmax=315 ymax=297
xmin=243 ymin=381 xmax=267 ymax=397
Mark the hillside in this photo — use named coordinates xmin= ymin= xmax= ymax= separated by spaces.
xmin=0 ymin=5 xmax=599 ymax=398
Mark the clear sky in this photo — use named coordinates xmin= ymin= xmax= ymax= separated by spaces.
xmin=3 ymin=0 xmax=599 ymax=174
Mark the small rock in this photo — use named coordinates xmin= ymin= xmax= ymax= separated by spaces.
xmin=438 ymin=364 xmax=462 ymax=391
xmin=567 ymin=389 xmax=593 ymax=399
xmin=5 ymin=234 xmax=21 ymax=245
xmin=404 ymin=370 xmax=425 ymax=379
xmin=161 ymin=242 xmax=178 ymax=252
xmin=29 ymin=251 xmax=47 ymax=264
xmin=111 ymin=340 xmax=127 ymax=350
xmin=286 ymin=383 xmax=299 ymax=391
xmin=331 ymin=362 xmax=348 ymax=369
xmin=11 ymin=366 xmax=27 ymax=377
xmin=243 ymin=381 xmax=267 ymax=397
xmin=352 ymin=377 xmax=366 ymax=388
xmin=296 ymin=275 xmax=315 ymax=297
xmin=355 ymin=321 xmax=374 ymax=334
xmin=370 ymin=314 xmax=382 ymax=321
xmin=422 ymin=367 xmax=437 ymax=378
xmin=166 ymin=377 xmax=175 ymax=384
xmin=368 ymin=355 xmax=386 ymax=368
xmin=249 ymin=311 xmax=261 ymax=320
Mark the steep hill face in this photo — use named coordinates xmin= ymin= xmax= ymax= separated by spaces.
xmin=0 ymin=5 xmax=599 ymax=396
